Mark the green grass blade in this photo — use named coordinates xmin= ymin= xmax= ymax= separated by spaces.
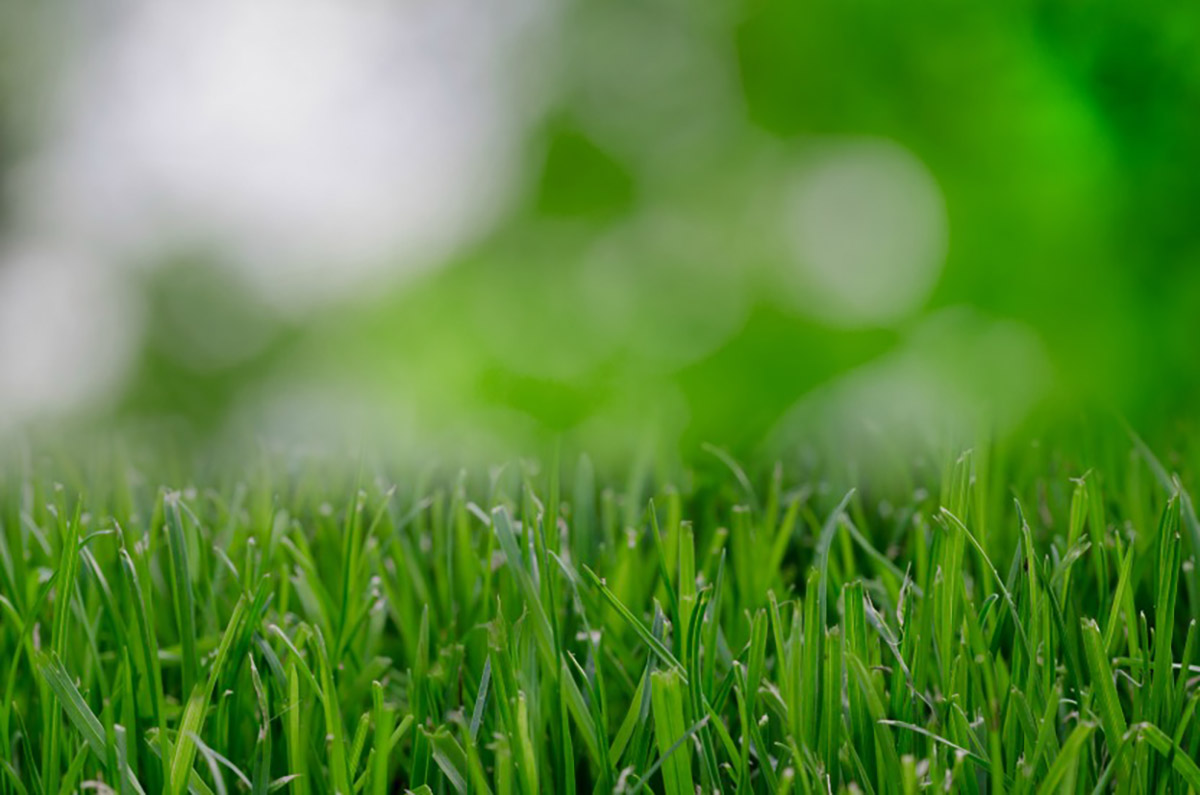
xmin=1080 ymin=618 xmax=1127 ymax=762
xmin=164 ymin=492 xmax=200 ymax=696
xmin=169 ymin=596 xmax=247 ymax=795
xmin=36 ymin=653 xmax=146 ymax=795
xmin=650 ymin=669 xmax=696 ymax=795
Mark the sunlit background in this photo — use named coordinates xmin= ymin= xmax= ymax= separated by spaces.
xmin=2 ymin=0 xmax=1199 ymax=466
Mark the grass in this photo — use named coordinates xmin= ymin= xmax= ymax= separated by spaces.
xmin=1 ymin=427 xmax=1200 ymax=794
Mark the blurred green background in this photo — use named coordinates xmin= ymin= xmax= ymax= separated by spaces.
xmin=2 ymin=0 xmax=1199 ymax=464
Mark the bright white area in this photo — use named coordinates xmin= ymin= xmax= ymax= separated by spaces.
xmin=0 ymin=0 xmax=543 ymax=423
xmin=783 ymin=138 xmax=948 ymax=326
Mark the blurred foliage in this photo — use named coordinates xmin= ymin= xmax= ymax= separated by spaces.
xmin=3 ymin=0 xmax=1200 ymax=462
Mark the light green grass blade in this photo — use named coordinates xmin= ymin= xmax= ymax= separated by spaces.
xmin=36 ymin=653 xmax=146 ymax=795
xmin=1080 ymin=618 xmax=1127 ymax=762
xmin=164 ymin=493 xmax=200 ymax=696
xmin=169 ymin=596 xmax=247 ymax=795
xmin=584 ymin=564 xmax=685 ymax=674
xmin=1035 ymin=721 xmax=1096 ymax=795
xmin=650 ymin=669 xmax=696 ymax=795
xmin=1137 ymin=722 xmax=1200 ymax=789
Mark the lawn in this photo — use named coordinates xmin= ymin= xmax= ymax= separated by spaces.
xmin=2 ymin=427 xmax=1199 ymax=793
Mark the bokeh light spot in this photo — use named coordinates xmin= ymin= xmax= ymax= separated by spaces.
xmin=13 ymin=0 xmax=542 ymax=313
xmin=783 ymin=138 xmax=948 ymax=326
xmin=0 ymin=246 xmax=142 ymax=426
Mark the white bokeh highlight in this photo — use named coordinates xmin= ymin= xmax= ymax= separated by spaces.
xmin=0 ymin=0 xmax=543 ymax=426
xmin=770 ymin=307 xmax=1053 ymax=455
xmin=12 ymin=0 xmax=539 ymax=311
xmin=0 ymin=246 xmax=142 ymax=426
xmin=783 ymin=138 xmax=948 ymax=326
